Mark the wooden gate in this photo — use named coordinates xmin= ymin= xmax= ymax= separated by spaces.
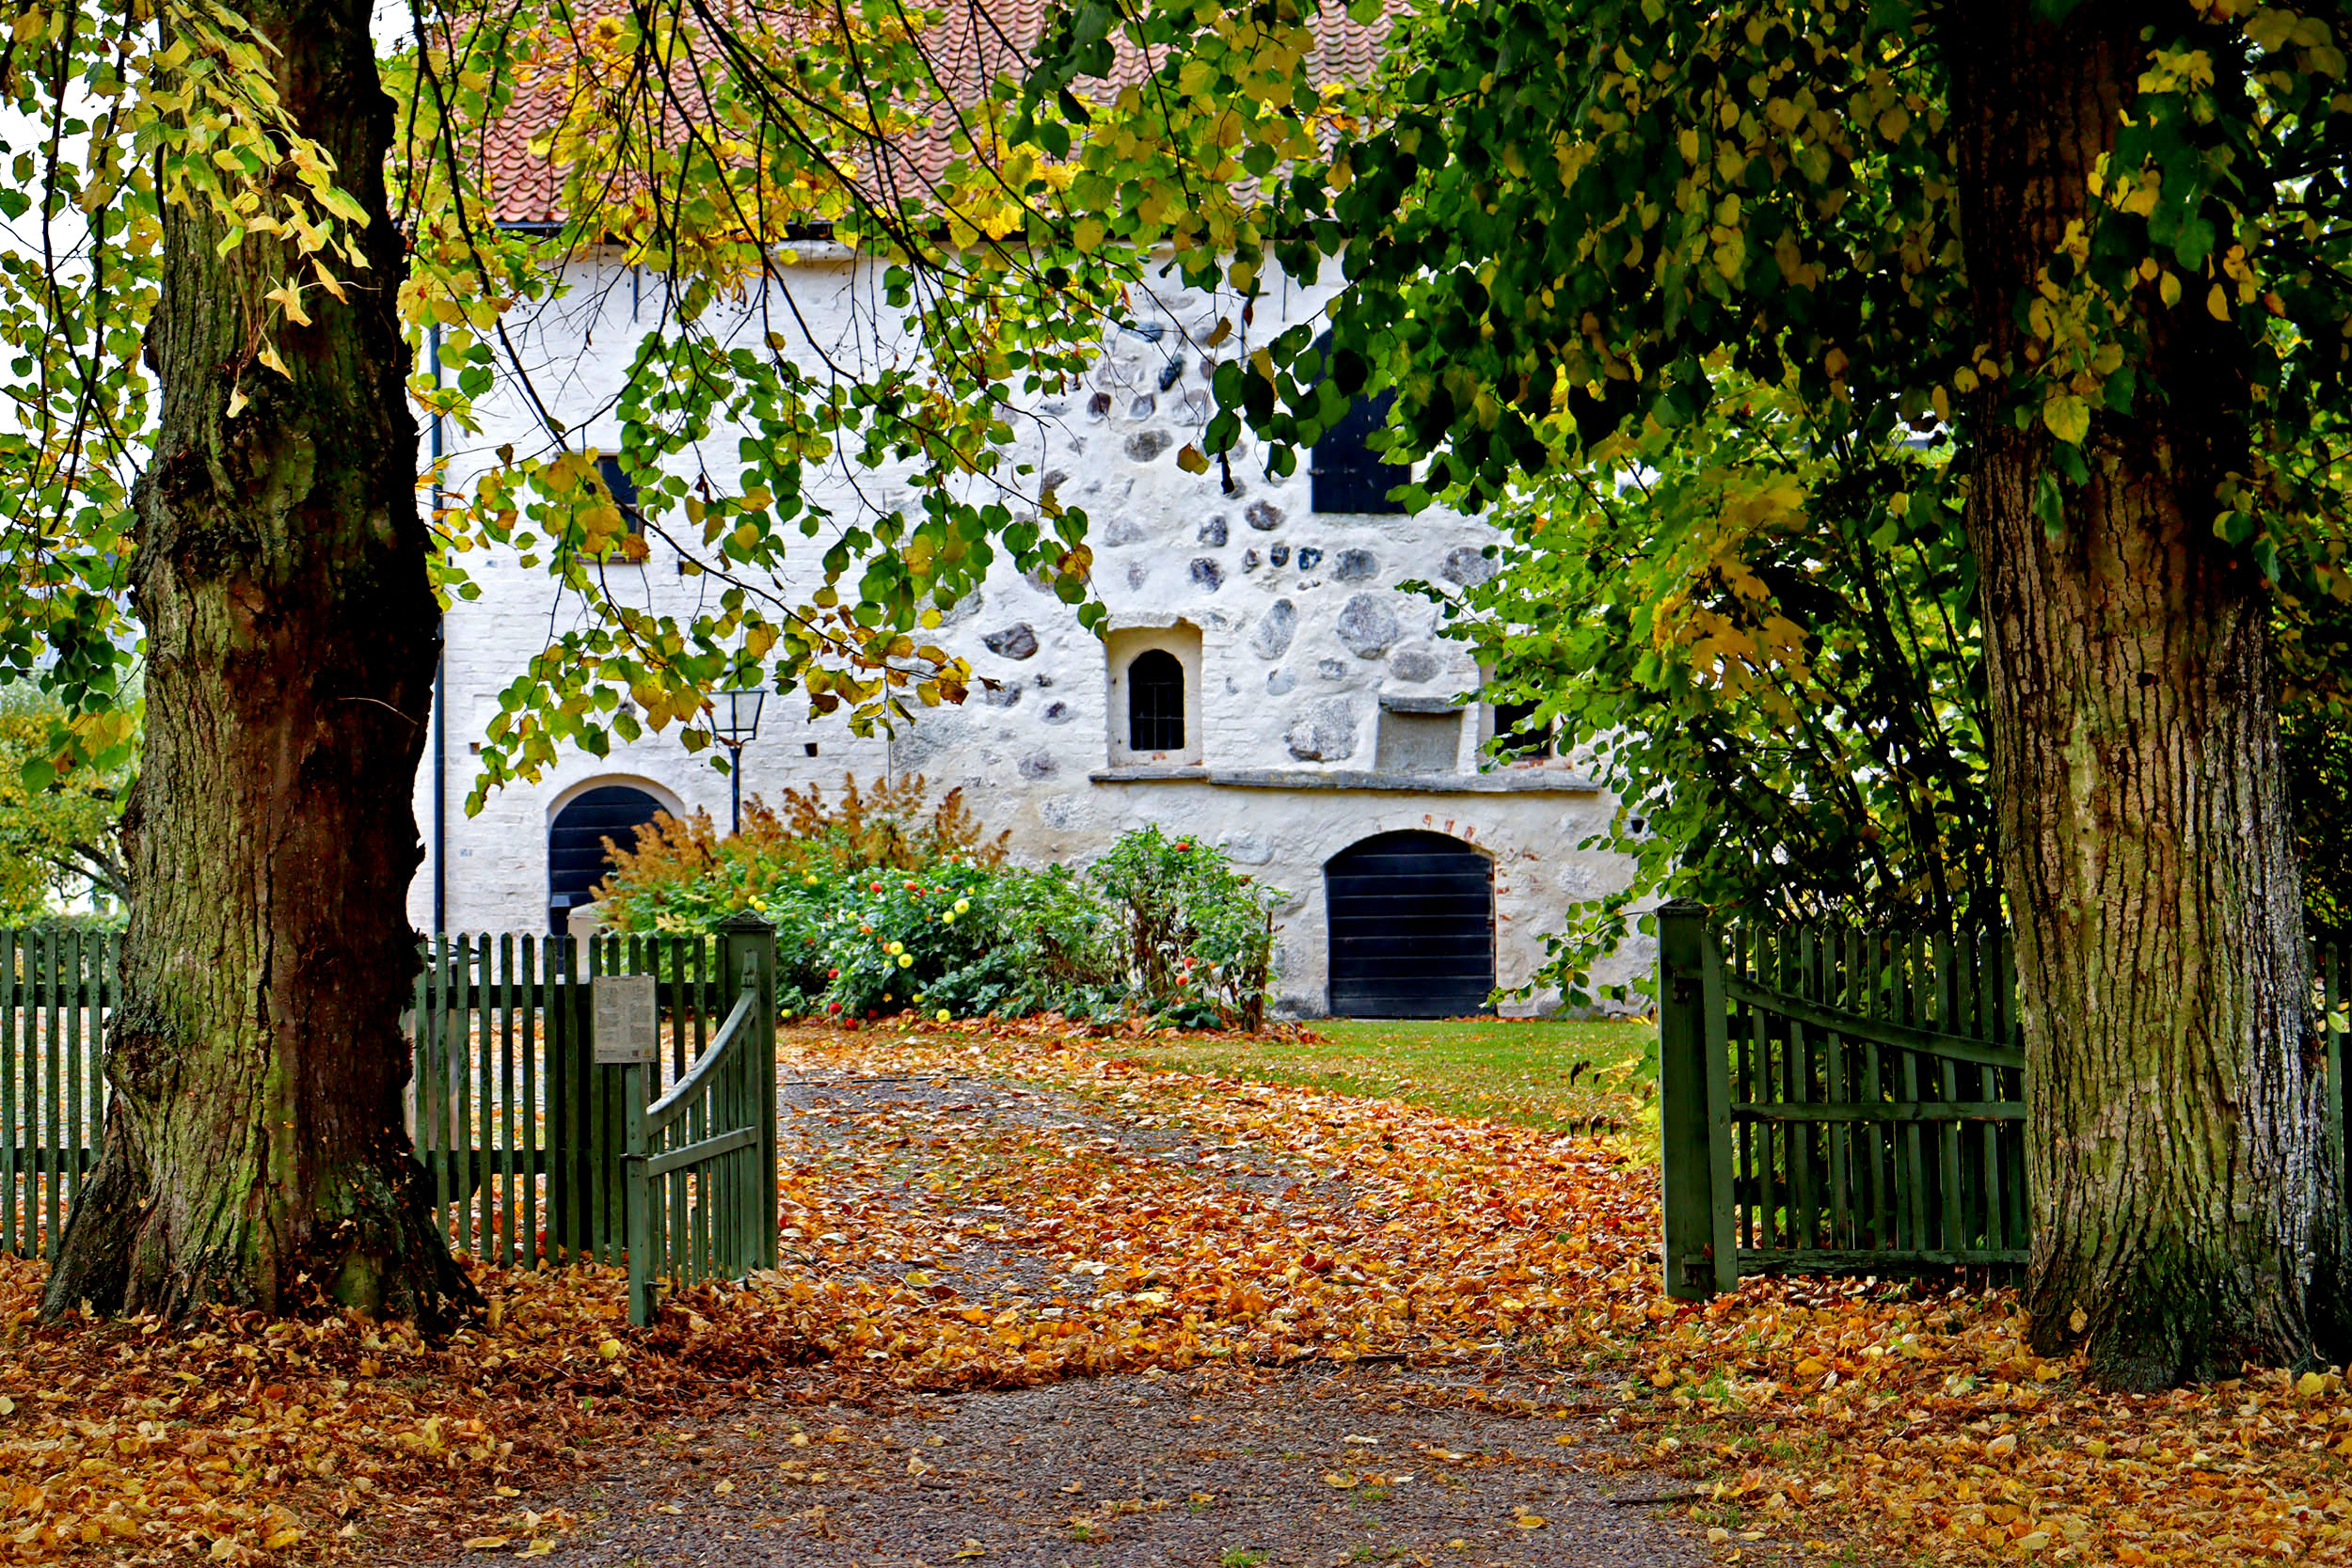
xmin=1658 ymin=904 xmax=2348 ymax=1299
xmin=0 ymin=930 xmax=111 ymax=1259
xmin=408 ymin=929 xmax=742 ymax=1267
xmin=624 ymin=914 xmax=779 ymax=1324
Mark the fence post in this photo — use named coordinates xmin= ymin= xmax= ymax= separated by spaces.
xmin=1659 ymin=902 xmax=1737 ymax=1300
xmin=716 ymin=912 xmax=779 ymax=1271
xmin=623 ymin=1061 xmax=653 ymax=1326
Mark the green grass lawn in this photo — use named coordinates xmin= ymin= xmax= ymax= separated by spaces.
xmin=1117 ymin=1014 xmax=1660 ymax=1143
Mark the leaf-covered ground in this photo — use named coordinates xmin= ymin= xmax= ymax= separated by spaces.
xmin=9 ymin=1020 xmax=2352 ymax=1564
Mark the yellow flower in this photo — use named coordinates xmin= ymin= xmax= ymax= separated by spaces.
xmin=885 ymin=941 xmax=903 ymax=956
xmin=940 ymin=911 xmax=957 ymax=926
xmin=953 ymin=898 xmax=970 ymax=914
xmin=897 ymin=953 xmax=914 ymax=968
xmin=935 ymin=1008 xmax=951 ymax=1022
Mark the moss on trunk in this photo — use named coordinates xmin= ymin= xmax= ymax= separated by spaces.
xmin=1945 ymin=1 xmax=2334 ymax=1387
xmin=42 ymin=0 xmax=473 ymax=1326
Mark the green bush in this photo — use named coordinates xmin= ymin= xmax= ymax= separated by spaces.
xmin=596 ymin=780 xmax=1283 ymax=1028
xmin=1087 ymin=825 xmax=1281 ymax=1030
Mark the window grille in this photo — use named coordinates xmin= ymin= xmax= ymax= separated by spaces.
xmin=1127 ymin=649 xmax=1186 ymax=752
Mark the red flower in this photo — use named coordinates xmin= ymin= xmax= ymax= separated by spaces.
xmin=829 ymin=968 xmax=841 ymax=978
xmin=1175 ymin=841 xmax=1192 ymax=851
xmin=827 ymin=1001 xmax=842 ymax=1013
xmin=870 ymin=881 xmax=883 ymax=893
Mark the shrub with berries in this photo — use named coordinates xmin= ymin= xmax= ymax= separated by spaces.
xmin=596 ymin=784 xmax=1280 ymax=1028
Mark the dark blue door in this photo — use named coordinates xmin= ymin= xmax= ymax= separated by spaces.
xmin=1325 ymin=831 xmax=1494 ymax=1018
xmin=548 ymin=785 xmax=664 ymax=932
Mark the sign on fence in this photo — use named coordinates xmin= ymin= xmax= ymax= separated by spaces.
xmin=592 ymin=974 xmax=659 ymax=1065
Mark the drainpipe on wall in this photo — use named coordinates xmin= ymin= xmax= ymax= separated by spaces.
xmin=429 ymin=325 xmax=447 ymax=936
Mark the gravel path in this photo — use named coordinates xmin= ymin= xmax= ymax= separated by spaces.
xmin=534 ymin=1366 xmax=1733 ymax=1567
xmin=434 ymin=1063 xmax=1776 ymax=1567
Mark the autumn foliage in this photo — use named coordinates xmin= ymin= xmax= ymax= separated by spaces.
xmin=8 ymin=1021 xmax=2350 ymax=1562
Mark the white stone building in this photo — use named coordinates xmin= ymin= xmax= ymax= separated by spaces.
xmin=413 ymin=242 xmax=1647 ymax=1018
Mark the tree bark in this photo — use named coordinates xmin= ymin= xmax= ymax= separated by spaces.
xmin=1944 ymin=2 xmax=2333 ymax=1387
xmin=42 ymin=0 xmax=473 ymax=1324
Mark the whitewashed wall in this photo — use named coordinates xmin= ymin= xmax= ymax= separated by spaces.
xmin=414 ymin=250 xmax=1651 ymax=1014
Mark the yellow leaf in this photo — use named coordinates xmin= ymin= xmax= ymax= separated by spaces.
xmin=1515 ymin=1513 xmax=1547 ymax=1529
xmin=463 ymin=1537 xmax=511 ymax=1551
xmin=518 ymin=1543 xmax=555 ymax=1559
xmin=2207 ymin=282 xmax=2231 ymax=320
xmin=1177 ymin=445 xmax=1209 ymax=475
xmin=2298 ymin=1370 xmax=2327 ymax=1397
xmin=2042 ymin=392 xmax=2090 ymax=446
xmin=256 ymin=342 xmax=290 ymax=378
xmin=714 ymin=1479 xmax=736 ymax=1495
xmin=262 ymin=1528 xmax=300 ymax=1549
xmin=1324 ymin=1472 xmax=1359 ymax=1489
xmin=955 ymin=1542 xmax=987 ymax=1560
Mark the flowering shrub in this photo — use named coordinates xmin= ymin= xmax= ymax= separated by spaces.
xmin=1087 ymin=826 xmax=1284 ymax=1030
xmin=595 ymin=773 xmax=1006 ymax=935
xmin=813 ymin=861 xmax=1117 ymax=1021
xmin=597 ymin=783 xmax=1280 ymax=1028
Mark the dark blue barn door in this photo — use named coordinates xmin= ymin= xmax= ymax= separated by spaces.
xmin=1324 ymin=831 xmax=1495 ymax=1018
xmin=548 ymin=785 xmax=663 ymax=932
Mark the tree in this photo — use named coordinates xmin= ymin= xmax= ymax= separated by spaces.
xmin=1017 ymin=0 xmax=2352 ymax=1384
xmin=1446 ymin=374 xmax=2350 ymax=1007
xmin=8 ymin=0 xmax=1189 ymax=1320
xmin=1434 ymin=377 xmax=1995 ymax=1007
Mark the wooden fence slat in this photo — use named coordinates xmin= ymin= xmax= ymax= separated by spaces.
xmin=42 ymin=932 xmax=59 ymax=1249
xmin=2 ymin=929 xmax=16 ymax=1257
xmin=1934 ymin=932 xmax=1964 ymax=1256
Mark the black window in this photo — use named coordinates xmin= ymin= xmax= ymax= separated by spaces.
xmin=596 ymin=453 xmax=644 ymax=534
xmin=1128 ymin=649 xmax=1186 ymax=752
xmin=1491 ymin=700 xmax=1551 ymax=759
xmin=1308 ymin=334 xmax=1410 ymax=515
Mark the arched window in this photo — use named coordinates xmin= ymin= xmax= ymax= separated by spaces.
xmin=1127 ymin=649 xmax=1186 ymax=752
xmin=1308 ymin=333 xmax=1410 ymax=515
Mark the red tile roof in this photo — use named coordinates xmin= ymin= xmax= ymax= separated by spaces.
xmin=472 ymin=1 xmax=1398 ymax=227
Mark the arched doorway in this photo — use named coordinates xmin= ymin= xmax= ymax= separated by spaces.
xmin=1324 ymin=831 xmax=1495 ymax=1018
xmin=547 ymin=784 xmax=665 ymax=933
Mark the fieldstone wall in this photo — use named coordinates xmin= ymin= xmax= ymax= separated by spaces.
xmin=412 ymin=252 xmax=1651 ymax=1013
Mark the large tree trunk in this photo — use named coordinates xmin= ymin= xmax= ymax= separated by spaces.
xmin=1945 ymin=3 xmax=2333 ymax=1387
xmin=42 ymin=0 xmax=473 ymax=1323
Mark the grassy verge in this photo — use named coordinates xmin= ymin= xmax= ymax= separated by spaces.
xmin=1110 ymin=1015 xmax=1659 ymax=1142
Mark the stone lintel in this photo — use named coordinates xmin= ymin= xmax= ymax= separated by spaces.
xmin=1087 ymin=766 xmax=1213 ymax=783
xmin=1202 ymin=768 xmax=1601 ymax=794
xmin=1377 ymin=693 xmax=1468 ymax=715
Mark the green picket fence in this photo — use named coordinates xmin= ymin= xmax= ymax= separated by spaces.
xmin=0 ymin=925 xmax=781 ymax=1304
xmin=1658 ymin=905 xmax=2348 ymax=1299
xmin=408 ymin=929 xmax=742 ymax=1269
xmin=0 ymin=929 xmax=113 ymax=1259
